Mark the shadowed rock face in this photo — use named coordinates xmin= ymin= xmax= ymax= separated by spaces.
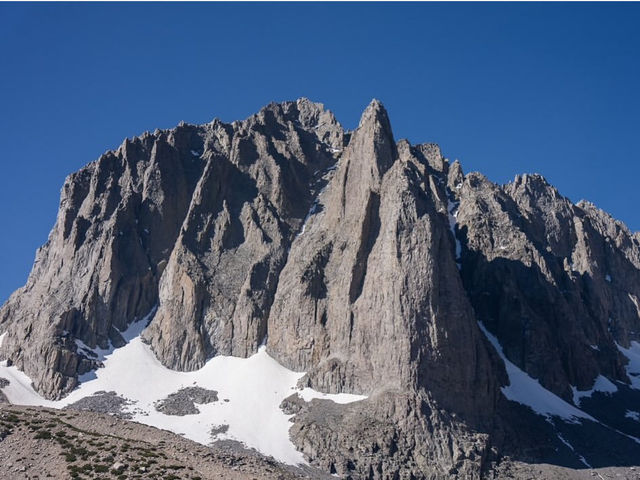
xmin=2 ymin=98 xmax=640 ymax=478
xmin=457 ymin=172 xmax=640 ymax=399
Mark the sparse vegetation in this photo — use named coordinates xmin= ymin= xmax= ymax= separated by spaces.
xmin=34 ymin=428 xmax=52 ymax=439
xmin=0 ymin=405 xmax=303 ymax=480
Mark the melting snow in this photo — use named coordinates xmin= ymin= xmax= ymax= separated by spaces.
xmin=571 ymin=375 xmax=618 ymax=406
xmin=629 ymin=294 xmax=640 ymax=318
xmin=477 ymin=322 xmax=593 ymax=423
xmin=616 ymin=341 xmax=640 ymax=390
xmin=297 ymin=165 xmax=335 ymax=237
xmin=447 ymin=197 xmax=461 ymax=268
xmin=556 ymin=431 xmax=591 ymax=468
xmin=0 ymin=314 xmax=366 ymax=465
xmin=297 ymin=200 xmax=320 ymax=237
xmin=626 ymin=410 xmax=640 ymax=421
xmin=298 ymin=388 xmax=367 ymax=404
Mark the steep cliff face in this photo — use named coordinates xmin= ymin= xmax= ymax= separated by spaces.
xmin=142 ymin=100 xmax=344 ymax=370
xmin=268 ymin=101 xmax=498 ymax=420
xmin=455 ymin=171 xmax=640 ymax=399
xmin=266 ymin=102 xmax=501 ymax=478
xmin=2 ymin=98 xmax=640 ymax=478
xmin=0 ymin=99 xmax=344 ymax=397
xmin=0 ymin=124 xmax=206 ymax=397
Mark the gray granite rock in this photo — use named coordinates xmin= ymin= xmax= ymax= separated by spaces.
xmin=154 ymin=386 xmax=218 ymax=416
xmin=65 ymin=390 xmax=132 ymax=418
xmin=456 ymin=170 xmax=640 ymax=402
xmin=2 ymin=98 xmax=640 ymax=478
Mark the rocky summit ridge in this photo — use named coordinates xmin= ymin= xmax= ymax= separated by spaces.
xmin=1 ymin=98 xmax=640 ymax=479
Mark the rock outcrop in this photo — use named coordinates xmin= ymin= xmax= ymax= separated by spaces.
xmin=456 ymin=171 xmax=640 ymax=411
xmin=2 ymin=98 xmax=640 ymax=478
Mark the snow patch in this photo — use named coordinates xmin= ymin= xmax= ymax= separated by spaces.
xmin=571 ymin=375 xmax=618 ymax=406
xmin=605 ymin=274 xmax=612 ymax=283
xmin=477 ymin=322 xmax=593 ymax=423
xmin=297 ymin=164 xmax=336 ymax=237
xmin=298 ymin=200 xmax=320 ymax=237
xmin=556 ymin=431 xmax=591 ymax=468
xmin=616 ymin=341 xmax=640 ymax=390
xmin=0 ymin=314 xmax=367 ymax=466
xmin=626 ymin=410 xmax=640 ymax=421
xmin=447 ymin=197 xmax=461 ymax=268
xmin=191 ymin=150 xmax=201 ymax=156
xmin=298 ymin=388 xmax=367 ymax=404
xmin=629 ymin=294 xmax=640 ymax=319
xmin=0 ymin=332 xmax=5 ymax=348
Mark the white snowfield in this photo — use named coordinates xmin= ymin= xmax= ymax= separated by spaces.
xmin=571 ymin=375 xmax=618 ymax=406
xmin=477 ymin=322 xmax=594 ymax=423
xmin=478 ymin=323 xmax=640 ymax=449
xmin=0 ymin=317 xmax=366 ymax=466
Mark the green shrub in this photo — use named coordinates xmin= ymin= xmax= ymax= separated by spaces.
xmin=34 ymin=429 xmax=52 ymax=439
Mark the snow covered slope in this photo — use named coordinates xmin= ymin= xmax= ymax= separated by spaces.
xmin=571 ymin=375 xmax=618 ymax=406
xmin=477 ymin=322 xmax=593 ymax=422
xmin=617 ymin=341 xmax=640 ymax=390
xmin=0 ymin=316 xmax=366 ymax=465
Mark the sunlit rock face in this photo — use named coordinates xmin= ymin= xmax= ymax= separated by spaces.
xmin=2 ymin=99 xmax=640 ymax=479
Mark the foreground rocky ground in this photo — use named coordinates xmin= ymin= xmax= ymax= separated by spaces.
xmin=0 ymin=404 xmax=326 ymax=480
xmin=1 ymin=404 xmax=639 ymax=480
xmin=486 ymin=463 xmax=640 ymax=480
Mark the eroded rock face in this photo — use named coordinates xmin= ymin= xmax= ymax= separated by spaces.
xmin=0 ymin=99 xmax=342 ymax=398
xmin=2 ymin=98 xmax=640 ymax=478
xmin=455 ymin=171 xmax=640 ymax=400
xmin=141 ymin=101 xmax=345 ymax=371
xmin=282 ymin=391 xmax=495 ymax=479
xmin=268 ymin=102 xmax=498 ymax=426
xmin=0 ymin=123 xmax=207 ymax=398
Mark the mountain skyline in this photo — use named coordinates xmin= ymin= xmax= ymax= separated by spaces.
xmin=2 ymin=97 xmax=640 ymax=478
xmin=1 ymin=2 xmax=640 ymax=304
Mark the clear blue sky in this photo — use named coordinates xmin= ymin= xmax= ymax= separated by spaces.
xmin=1 ymin=2 xmax=639 ymax=303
